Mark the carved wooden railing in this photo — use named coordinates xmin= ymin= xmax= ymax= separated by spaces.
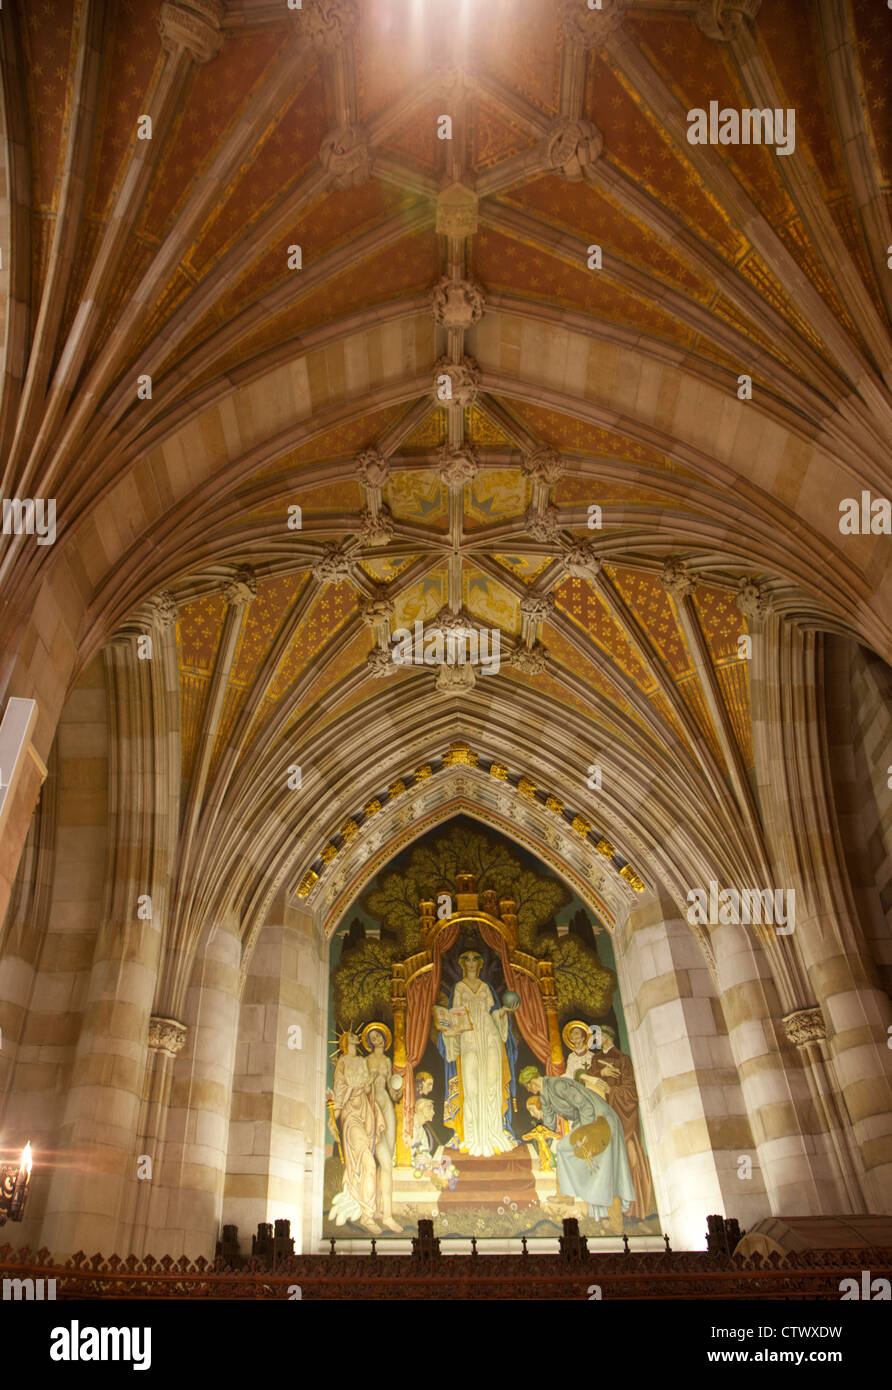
xmin=2 ymin=1244 xmax=889 ymax=1300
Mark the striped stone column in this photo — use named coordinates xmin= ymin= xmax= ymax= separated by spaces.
xmin=222 ymin=894 xmax=328 ymax=1256
xmin=144 ymin=913 xmax=241 ymax=1259
xmin=0 ymin=658 xmax=108 ymax=1250
xmin=39 ymin=629 xmax=168 ymax=1257
xmin=616 ymin=889 xmax=769 ymax=1249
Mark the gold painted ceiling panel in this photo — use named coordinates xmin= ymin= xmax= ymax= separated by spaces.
xmin=87 ymin=5 xmax=163 ymax=225
xmin=400 ymin=409 xmax=449 ymax=452
xmin=626 ymin=11 xmax=793 ymax=227
xmin=474 ymin=0 xmax=562 ymax=116
xmin=505 ymin=176 xmax=713 ymax=303
xmin=500 ymin=401 xmax=672 ymax=468
xmin=608 ymin=567 xmax=692 ymax=679
xmin=21 ymin=0 xmax=76 ymax=216
xmin=465 ymin=471 xmax=530 ymax=527
xmin=386 ymin=471 xmax=446 ymax=526
xmin=470 ymin=99 xmax=534 ymax=172
xmin=188 ymin=74 xmax=330 ymax=276
xmin=551 ymin=583 xmax=653 ymax=693
xmin=693 ymin=584 xmax=748 ymax=665
xmin=268 ymin=582 xmax=357 ymax=701
xmin=494 ymin=554 xmax=555 ymax=586
xmin=852 ymin=0 xmax=892 ymax=184
xmin=463 ymin=569 xmax=520 ymax=637
xmin=249 ymin=407 xmax=406 ymax=487
xmin=585 ymin=55 xmax=743 ymax=262
xmin=717 ymin=662 xmax=754 ymax=769
xmin=232 ymin=575 xmax=306 ymax=685
xmin=142 ymin=29 xmax=287 ymax=241
xmin=392 ymin=568 xmax=448 ymax=627
xmin=465 ymin=406 xmax=513 ymax=448
xmin=476 ymin=227 xmax=698 ymax=350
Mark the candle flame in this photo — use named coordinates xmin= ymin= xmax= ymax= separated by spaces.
xmin=20 ymin=1142 xmax=32 ymax=1173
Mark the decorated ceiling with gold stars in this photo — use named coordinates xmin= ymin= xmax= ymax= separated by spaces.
xmin=2 ymin=0 xmax=889 ymax=928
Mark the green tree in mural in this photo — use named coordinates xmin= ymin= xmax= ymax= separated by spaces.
xmin=534 ymin=932 xmax=616 ymax=1021
xmin=361 ymin=823 xmax=570 ymax=952
xmin=332 ymin=937 xmax=397 ymax=1030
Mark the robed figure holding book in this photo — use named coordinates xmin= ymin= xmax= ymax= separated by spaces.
xmin=435 ymin=950 xmax=518 ymax=1156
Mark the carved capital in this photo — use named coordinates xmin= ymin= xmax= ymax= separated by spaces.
xmin=782 ymin=1006 xmax=826 ymax=1047
xmin=432 ymin=356 xmax=480 ymax=408
xmin=147 ymin=590 xmax=179 ymax=628
xmin=525 ymin=506 xmax=561 ymax=543
xmin=321 ymin=126 xmax=370 ymax=189
xmin=436 ymin=444 xmax=479 ymax=488
xmin=304 ymin=0 xmax=358 ymax=51
xmin=545 ymin=117 xmax=604 ymax=182
xmin=736 ymin=577 xmax=769 ymax=620
xmin=563 ymin=538 xmax=603 ymax=580
xmin=559 ymin=0 xmax=628 ymax=50
xmin=432 ymin=606 xmax=476 ymax=635
xmin=661 ymin=558 xmax=695 ymax=601
xmin=695 ymin=0 xmax=761 ymax=42
xmin=366 ymin=646 xmax=396 ymax=677
xmin=358 ymin=506 xmax=394 ymax=547
xmin=435 ymin=661 xmax=477 ymax=694
xmin=312 ymin=541 xmax=354 ymax=585
xmin=359 ymin=590 xmax=394 ymax=627
xmin=511 ymin=643 xmax=548 ymax=674
xmin=157 ymin=0 xmax=224 ymax=63
xmin=148 ymin=1015 xmax=188 ymax=1056
xmin=223 ymin=566 xmax=257 ymax=607
xmin=429 ymin=276 xmax=485 ymax=329
xmin=522 ymin=448 xmax=565 ymax=486
xmin=356 ymin=449 xmax=389 ymax=488
xmin=520 ymin=592 xmax=555 ymax=624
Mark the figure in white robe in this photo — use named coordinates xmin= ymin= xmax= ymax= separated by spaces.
xmin=436 ymin=951 xmax=517 ymax=1157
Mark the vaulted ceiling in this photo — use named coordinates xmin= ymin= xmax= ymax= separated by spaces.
xmin=1 ymin=0 xmax=890 ymax=946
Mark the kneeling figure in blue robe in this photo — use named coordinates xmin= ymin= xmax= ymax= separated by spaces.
xmin=520 ymin=1067 xmax=635 ymax=1221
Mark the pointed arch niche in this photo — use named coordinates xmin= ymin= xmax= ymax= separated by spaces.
xmin=309 ymin=809 xmax=760 ymax=1252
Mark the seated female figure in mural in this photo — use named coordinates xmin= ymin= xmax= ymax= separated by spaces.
xmin=520 ymin=1065 xmax=634 ymax=1234
xmin=435 ymin=950 xmax=518 ymax=1157
xmin=327 ymin=1031 xmax=383 ymax=1235
xmin=362 ymin=1024 xmax=402 ymax=1233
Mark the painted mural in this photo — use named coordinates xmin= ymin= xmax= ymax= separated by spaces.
xmin=323 ymin=817 xmax=659 ymax=1242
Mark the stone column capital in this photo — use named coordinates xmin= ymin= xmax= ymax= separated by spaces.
xmin=558 ymin=0 xmax=628 ymax=50
xmin=525 ymin=507 xmax=561 ymax=543
xmin=695 ymin=0 xmax=761 ymax=42
xmin=157 ymin=0 xmax=224 ymax=63
xmin=563 ymin=538 xmax=603 ymax=581
xmin=544 ymin=117 xmax=604 ymax=182
xmin=519 ymin=592 xmax=555 ymax=624
xmin=356 ymin=449 xmax=390 ymax=488
xmin=148 ymin=1015 xmax=188 ymax=1056
xmin=782 ymin=1006 xmax=826 ymax=1047
xmin=312 ymin=541 xmax=355 ymax=585
xmin=304 ymin=0 xmax=359 ymax=51
xmin=358 ymin=506 xmax=394 ymax=547
xmin=436 ymin=444 xmax=479 ymax=488
xmin=736 ymin=577 xmax=770 ymax=620
xmin=661 ymin=558 xmax=695 ymax=601
xmin=429 ymin=277 xmax=485 ymax=329
xmin=320 ymin=125 xmax=370 ymax=189
xmin=522 ymin=448 xmax=566 ymax=486
xmin=223 ymin=566 xmax=257 ymax=607
xmin=432 ymin=356 xmax=480 ymax=408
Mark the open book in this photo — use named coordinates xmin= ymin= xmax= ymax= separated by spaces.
xmin=433 ymin=1005 xmax=473 ymax=1033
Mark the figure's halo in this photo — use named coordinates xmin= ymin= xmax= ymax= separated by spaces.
xmin=361 ymin=1021 xmax=392 ymax=1052
xmin=562 ymin=1019 xmax=592 ymax=1050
